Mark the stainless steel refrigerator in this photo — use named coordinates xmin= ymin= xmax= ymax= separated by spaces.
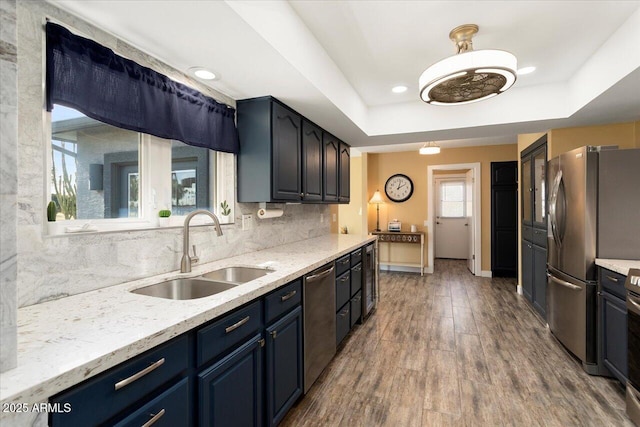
xmin=547 ymin=146 xmax=640 ymax=374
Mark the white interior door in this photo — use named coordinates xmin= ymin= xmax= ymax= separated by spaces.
xmin=465 ymin=170 xmax=475 ymax=273
xmin=434 ymin=177 xmax=468 ymax=259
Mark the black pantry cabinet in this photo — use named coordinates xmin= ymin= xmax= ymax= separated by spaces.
xmin=491 ymin=161 xmax=518 ymax=277
xmin=237 ymin=96 xmax=350 ymax=204
xmin=520 ymin=134 xmax=547 ymax=318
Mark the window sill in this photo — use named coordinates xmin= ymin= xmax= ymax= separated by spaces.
xmin=44 ymin=218 xmax=233 ymax=237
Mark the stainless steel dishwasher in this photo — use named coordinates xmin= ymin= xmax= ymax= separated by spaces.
xmin=303 ymin=262 xmax=336 ymax=393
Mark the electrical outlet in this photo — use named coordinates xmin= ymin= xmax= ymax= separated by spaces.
xmin=332 ymin=213 xmax=337 ymax=222
xmin=242 ymin=214 xmax=253 ymax=231
xmin=424 ymin=220 xmax=429 ymax=226
xmin=320 ymin=214 xmax=324 ymax=223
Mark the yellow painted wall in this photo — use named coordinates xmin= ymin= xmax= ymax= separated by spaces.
xmin=367 ymin=144 xmax=518 ymax=271
xmin=548 ymin=120 xmax=640 ymax=158
xmin=338 ymin=156 xmax=366 ymax=236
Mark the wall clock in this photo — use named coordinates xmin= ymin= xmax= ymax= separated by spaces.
xmin=384 ymin=174 xmax=414 ymax=202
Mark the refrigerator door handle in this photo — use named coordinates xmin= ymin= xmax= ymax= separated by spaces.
xmin=549 ymin=170 xmax=563 ymax=247
xmin=547 ymin=272 xmax=581 ymax=291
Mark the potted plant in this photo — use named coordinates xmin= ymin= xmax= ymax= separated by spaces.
xmin=219 ymin=200 xmax=231 ymax=221
xmin=47 ymin=200 xmax=58 ymax=234
xmin=158 ymin=209 xmax=171 ymax=227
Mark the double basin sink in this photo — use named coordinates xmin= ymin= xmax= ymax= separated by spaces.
xmin=131 ymin=267 xmax=272 ymax=300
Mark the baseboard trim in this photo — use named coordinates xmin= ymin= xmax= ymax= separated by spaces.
xmin=480 ymin=270 xmax=492 ymax=278
xmin=517 ymin=284 xmax=523 ymax=295
xmin=379 ymin=263 xmax=423 ymax=274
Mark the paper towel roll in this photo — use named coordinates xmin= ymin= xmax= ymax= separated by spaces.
xmin=257 ymin=208 xmax=283 ymax=219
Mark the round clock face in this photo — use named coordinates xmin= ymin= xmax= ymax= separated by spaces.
xmin=385 ymin=174 xmax=414 ymax=202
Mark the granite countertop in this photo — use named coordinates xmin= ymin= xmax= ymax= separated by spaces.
xmin=595 ymin=258 xmax=640 ymax=276
xmin=0 ymin=234 xmax=376 ymax=406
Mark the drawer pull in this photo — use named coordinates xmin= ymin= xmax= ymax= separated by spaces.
xmin=353 ymin=250 xmax=362 ymax=256
xmin=280 ymin=290 xmax=297 ymax=302
xmin=606 ymin=275 xmax=619 ymax=283
xmin=142 ymin=409 xmax=165 ymax=427
xmin=340 ymin=276 xmax=349 ymax=282
xmin=339 ymin=309 xmax=349 ymax=318
xmin=225 ymin=316 xmax=250 ymax=334
xmin=270 ymin=330 xmax=277 ymax=339
xmin=114 ymin=358 xmax=165 ymax=391
xmin=339 ymin=258 xmax=350 ymax=265
xmin=353 ymin=265 xmax=362 ymax=272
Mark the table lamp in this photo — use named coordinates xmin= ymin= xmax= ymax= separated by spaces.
xmin=369 ymin=190 xmax=385 ymax=232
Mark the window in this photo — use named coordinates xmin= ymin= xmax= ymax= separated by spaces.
xmin=49 ymin=105 xmax=232 ymax=233
xmin=439 ymin=180 xmax=466 ymax=218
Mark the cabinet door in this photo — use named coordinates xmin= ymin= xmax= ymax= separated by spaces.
xmin=302 ymin=120 xmax=323 ymax=201
xmin=532 ymin=244 xmax=547 ymax=318
xmin=272 ymin=102 xmax=302 ymax=201
xmin=198 ymin=334 xmax=263 ymax=427
xmin=265 ymin=307 xmax=303 ymax=427
xmin=601 ymin=291 xmax=628 ymax=383
xmin=532 ymin=147 xmax=547 ymax=227
xmin=521 ymin=241 xmax=533 ymax=302
xmin=521 ymin=156 xmax=532 ymax=225
xmin=323 ymin=133 xmax=339 ymax=202
xmin=339 ymin=142 xmax=350 ymax=202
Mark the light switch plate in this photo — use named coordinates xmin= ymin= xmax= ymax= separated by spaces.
xmin=424 ymin=220 xmax=429 ymax=226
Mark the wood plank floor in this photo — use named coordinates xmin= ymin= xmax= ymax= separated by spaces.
xmin=281 ymin=259 xmax=632 ymax=427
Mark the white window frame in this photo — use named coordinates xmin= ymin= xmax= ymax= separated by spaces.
xmin=437 ymin=177 xmax=467 ymax=219
xmin=45 ymin=111 xmax=235 ymax=235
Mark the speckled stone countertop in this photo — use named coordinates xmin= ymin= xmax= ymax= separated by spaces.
xmin=0 ymin=234 xmax=376 ymax=406
xmin=595 ymin=259 xmax=640 ymax=276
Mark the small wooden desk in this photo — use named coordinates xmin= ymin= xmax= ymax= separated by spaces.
xmin=371 ymin=231 xmax=425 ymax=276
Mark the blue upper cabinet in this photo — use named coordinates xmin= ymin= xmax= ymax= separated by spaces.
xmin=237 ymin=96 xmax=349 ymax=204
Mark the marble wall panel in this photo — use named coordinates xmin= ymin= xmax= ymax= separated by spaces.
xmin=15 ymin=1 xmax=331 ymax=307
xmin=1 ymin=0 xmax=18 ymax=373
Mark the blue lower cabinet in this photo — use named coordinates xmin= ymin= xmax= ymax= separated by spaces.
xmin=198 ymin=334 xmax=264 ymax=427
xmin=336 ymin=303 xmax=351 ymax=346
xmin=113 ymin=378 xmax=190 ymax=427
xmin=265 ymin=306 xmax=303 ymax=427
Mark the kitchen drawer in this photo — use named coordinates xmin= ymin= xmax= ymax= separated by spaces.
xmin=336 ymin=303 xmax=351 ymax=346
xmin=522 ymin=225 xmax=533 ymax=242
xmin=599 ymin=268 xmax=627 ymax=300
xmin=350 ymin=247 xmax=363 ymax=267
xmin=113 ymin=377 xmax=190 ymax=427
xmin=50 ymin=335 xmax=189 ymax=427
xmin=335 ymin=254 xmax=351 ymax=276
xmin=350 ymin=263 xmax=362 ymax=296
xmin=350 ymin=291 xmax=362 ymax=328
xmin=336 ymin=270 xmax=351 ymax=311
xmin=265 ymin=279 xmax=302 ymax=324
xmin=197 ymin=300 xmax=263 ymax=367
xmin=531 ymin=227 xmax=547 ymax=248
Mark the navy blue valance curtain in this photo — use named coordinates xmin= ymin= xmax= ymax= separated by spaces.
xmin=46 ymin=22 xmax=239 ymax=154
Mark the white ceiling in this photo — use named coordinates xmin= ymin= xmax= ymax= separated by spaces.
xmin=48 ymin=0 xmax=640 ymax=151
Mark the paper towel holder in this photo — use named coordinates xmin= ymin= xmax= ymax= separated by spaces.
xmin=257 ymin=202 xmax=284 ymax=219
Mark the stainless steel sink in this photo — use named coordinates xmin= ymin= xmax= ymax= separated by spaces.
xmin=199 ymin=266 xmax=272 ymax=284
xmin=131 ymin=278 xmax=237 ymax=300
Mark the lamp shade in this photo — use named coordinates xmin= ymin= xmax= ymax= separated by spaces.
xmin=369 ymin=190 xmax=385 ymax=204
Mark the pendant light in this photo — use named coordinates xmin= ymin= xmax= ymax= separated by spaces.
xmin=419 ymin=24 xmax=517 ymax=105
xmin=419 ymin=141 xmax=441 ymax=155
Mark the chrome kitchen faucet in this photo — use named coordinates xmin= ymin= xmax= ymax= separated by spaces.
xmin=181 ymin=209 xmax=223 ymax=273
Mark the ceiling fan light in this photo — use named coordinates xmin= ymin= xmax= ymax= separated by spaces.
xmin=419 ymin=25 xmax=517 ymax=105
xmin=419 ymin=142 xmax=441 ymax=155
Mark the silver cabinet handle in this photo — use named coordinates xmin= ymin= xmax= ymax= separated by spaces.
xmin=280 ymin=290 xmax=297 ymax=302
xmin=628 ymin=294 xmax=640 ymax=316
xmin=339 ymin=258 xmax=350 ymax=265
xmin=338 ymin=309 xmax=349 ymax=318
xmin=114 ymin=358 xmax=165 ymax=391
xmin=270 ymin=330 xmax=277 ymax=339
xmin=606 ymin=275 xmax=619 ymax=283
xmin=141 ymin=409 xmax=165 ymax=427
xmin=225 ymin=316 xmax=250 ymax=334
xmin=306 ymin=266 xmax=335 ymax=282
xmin=352 ymin=265 xmax=362 ymax=272
xmin=547 ymin=274 xmax=581 ymax=291
xmin=339 ymin=275 xmax=349 ymax=282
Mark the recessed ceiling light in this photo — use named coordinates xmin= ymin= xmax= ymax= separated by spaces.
xmin=517 ymin=66 xmax=536 ymax=75
xmin=392 ymin=85 xmax=408 ymax=93
xmin=189 ymin=67 xmax=218 ymax=80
